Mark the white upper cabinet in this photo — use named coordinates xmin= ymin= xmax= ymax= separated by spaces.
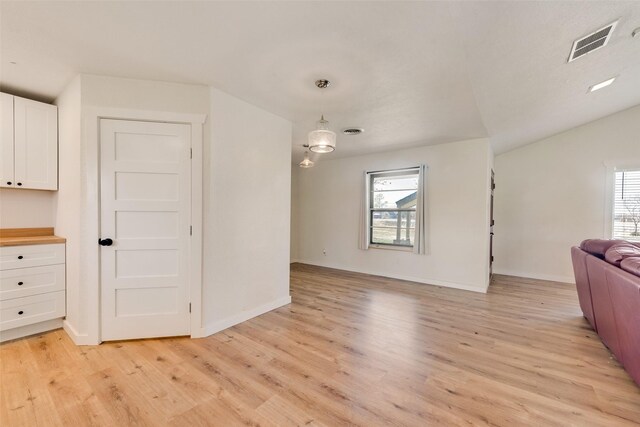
xmin=1 ymin=94 xmax=58 ymax=191
xmin=0 ymin=93 xmax=14 ymax=187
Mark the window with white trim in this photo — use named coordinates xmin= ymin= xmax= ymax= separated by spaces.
xmin=369 ymin=168 xmax=419 ymax=248
xmin=613 ymin=169 xmax=640 ymax=241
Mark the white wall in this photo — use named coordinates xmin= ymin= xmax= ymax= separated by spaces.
xmin=56 ymin=75 xmax=211 ymax=343
xmin=81 ymin=74 xmax=210 ymax=114
xmin=290 ymin=164 xmax=300 ymax=262
xmin=53 ymin=75 xmax=82 ymax=335
xmin=203 ymin=88 xmax=292 ymax=333
xmin=0 ymin=188 xmax=55 ymax=227
xmin=14 ymin=74 xmax=293 ymax=345
xmin=296 ymin=138 xmax=493 ymax=292
xmin=494 ymin=104 xmax=640 ymax=283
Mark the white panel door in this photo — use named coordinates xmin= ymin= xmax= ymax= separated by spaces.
xmin=0 ymin=93 xmax=14 ymax=188
xmin=100 ymin=119 xmax=191 ymax=341
xmin=13 ymin=96 xmax=58 ymax=190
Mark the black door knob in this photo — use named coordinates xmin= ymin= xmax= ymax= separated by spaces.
xmin=17 ymin=182 xmax=22 ymax=186
xmin=6 ymin=181 xmax=11 ymax=185
xmin=18 ymin=311 xmax=24 ymax=315
xmin=18 ymin=281 xmax=23 ymax=286
xmin=98 ymin=238 xmax=113 ymax=246
xmin=17 ymin=256 xmax=23 ymax=260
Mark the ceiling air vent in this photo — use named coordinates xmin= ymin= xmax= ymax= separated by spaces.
xmin=568 ymin=20 xmax=618 ymax=62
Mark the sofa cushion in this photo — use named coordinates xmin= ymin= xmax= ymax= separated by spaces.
xmin=586 ymin=256 xmax=623 ymax=361
xmin=571 ymin=247 xmax=597 ymax=330
xmin=580 ymin=239 xmax=625 ymax=258
xmin=621 ymin=257 xmax=640 ymax=278
xmin=605 ymin=267 xmax=640 ymax=386
xmin=605 ymin=243 xmax=640 ymax=267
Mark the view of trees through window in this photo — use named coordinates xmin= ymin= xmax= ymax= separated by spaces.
xmin=369 ymin=169 xmax=419 ymax=247
xmin=613 ymin=169 xmax=640 ymax=241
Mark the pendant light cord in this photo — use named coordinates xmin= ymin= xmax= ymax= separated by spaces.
xmin=321 ymin=84 xmax=325 ymax=119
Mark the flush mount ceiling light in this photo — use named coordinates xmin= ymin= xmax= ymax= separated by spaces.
xmin=299 ymin=151 xmax=314 ymax=168
xmin=308 ymin=79 xmax=336 ymax=154
xmin=589 ymin=76 xmax=616 ymax=92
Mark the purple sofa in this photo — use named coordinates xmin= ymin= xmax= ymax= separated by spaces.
xmin=571 ymin=239 xmax=640 ymax=387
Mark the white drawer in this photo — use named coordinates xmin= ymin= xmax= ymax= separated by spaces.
xmin=0 ymin=291 xmax=65 ymax=332
xmin=0 ymin=264 xmax=65 ymax=301
xmin=0 ymin=243 xmax=65 ymax=270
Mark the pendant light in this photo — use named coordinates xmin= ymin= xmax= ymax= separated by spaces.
xmin=308 ymin=79 xmax=336 ymax=154
xmin=299 ymin=151 xmax=314 ymax=168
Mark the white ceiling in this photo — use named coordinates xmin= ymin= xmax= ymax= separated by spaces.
xmin=1 ymin=1 xmax=639 ymax=162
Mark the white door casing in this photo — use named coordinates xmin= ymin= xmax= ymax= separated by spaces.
xmin=100 ymin=119 xmax=191 ymax=341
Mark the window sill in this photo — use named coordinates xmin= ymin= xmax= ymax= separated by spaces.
xmin=369 ymin=244 xmax=413 ymax=252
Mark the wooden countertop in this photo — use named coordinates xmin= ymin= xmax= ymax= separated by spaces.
xmin=0 ymin=228 xmax=66 ymax=247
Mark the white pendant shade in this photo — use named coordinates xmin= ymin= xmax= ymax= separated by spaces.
xmin=299 ymin=151 xmax=314 ymax=168
xmin=308 ymin=115 xmax=336 ymax=153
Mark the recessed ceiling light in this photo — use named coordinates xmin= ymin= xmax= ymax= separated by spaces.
xmin=589 ymin=77 xmax=616 ymax=92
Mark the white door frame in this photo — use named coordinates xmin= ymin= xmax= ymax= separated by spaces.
xmin=77 ymin=107 xmax=206 ymax=344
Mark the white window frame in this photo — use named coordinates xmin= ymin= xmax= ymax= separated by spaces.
xmin=367 ymin=167 xmax=420 ymax=251
xmin=604 ymin=161 xmax=640 ymax=240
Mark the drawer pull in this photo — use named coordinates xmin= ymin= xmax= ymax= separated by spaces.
xmin=17 ymin=281 xmax=23 ymax=286
xmin=6 ymin=181 xmax=11 ymax=185
xmin=18 ymin=311 xmax=24 ymax=315
xmin=17 ymin=256 xmax=23 ymax=260
xmin=17 ymin=182 xmax=22 ymax=186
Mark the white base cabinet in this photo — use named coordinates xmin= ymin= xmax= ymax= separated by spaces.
xmin=0 ymin=243 xmax=66 ymax=342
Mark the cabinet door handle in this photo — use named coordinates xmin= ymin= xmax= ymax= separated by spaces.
xmin=17 ymin=256 xmax=23 ymax=260
xmin=18 ymin=281 xmax=23 ymax=286
xmin=6 ymin=181 xmax=11 ymax=185
xmin=16 ymin=182 xmax=22 ymax=186
xmin=18 ymin=311 xmax=24 ymax=315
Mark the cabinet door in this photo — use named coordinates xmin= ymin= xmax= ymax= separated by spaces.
xmin=14 ymin=97 xmax=58 ymax=190
xmin=0 ymin=93 xmax=14 ymax=188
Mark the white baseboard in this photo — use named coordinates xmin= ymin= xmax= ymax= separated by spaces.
xmin=492 ymin=269 xmax=575 ymax=284
xmin=290 ymin=259 xmax=302 ymax=264
xmin=0 ymin=318 xmax=63 ymax=343
xmin=295 ymin=259 xmax=489 ymax=293
xmin=63 ymin=319 xmax=100 ymax=345
xmin=63 ymin=295 xmax=292 ymax=344
xmin=199 ymin=295 xmax=292 ymax=338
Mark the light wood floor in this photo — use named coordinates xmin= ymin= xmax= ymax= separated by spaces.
xmin=1 ymin=264 xmax=639 ymax=426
